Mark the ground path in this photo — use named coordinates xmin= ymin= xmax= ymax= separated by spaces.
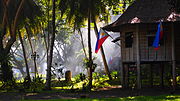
xmin=0 ymin=87 xmax=180 ymax=101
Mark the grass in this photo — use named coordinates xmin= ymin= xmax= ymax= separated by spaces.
xmin=21 ymin=95 xmax=180 ymax=101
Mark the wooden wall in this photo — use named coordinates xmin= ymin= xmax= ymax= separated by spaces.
xmin=174 ymin=22 xmax=180 ymax=62
xmin=121 ymin=24 xmax=136 ymax=62
xmin=120 ymin=23 xmax=174 ymax=63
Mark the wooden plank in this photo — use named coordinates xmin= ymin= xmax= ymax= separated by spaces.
xmin=140 ymin=31 xmax=148 ymax=61
xmin=166 ymin=29 xmax=172 ymax=61
xmin=131 ymin=44 xmax=135 ymax=62
xmin=174 ymin=23 xmax=180 ymax=62
xmin=121 ymin=33 xmax=125 ymax=62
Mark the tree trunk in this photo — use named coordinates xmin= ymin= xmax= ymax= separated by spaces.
xmin=45 ymin=0 xmax=56 ymax=90
xmin=18 ymin=30 xmax=31 ymax=82
xmin=87 ymin=7 xmax=93 ymax=90
xmin=0 ymin=0 xmax=30 ymax=82
xmin=1 ymin=56 xmax=13 ymax=82
xmin=25 ymin=26 xmax=38 ymax=77
xmin=0 ymin=34 xmax=13 ymax=82
xmin=92 ymin=19 xmax=112 ymax=80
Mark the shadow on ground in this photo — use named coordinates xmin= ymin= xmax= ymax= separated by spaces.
xmin=0 ymin=87 xmax=180 ymax=101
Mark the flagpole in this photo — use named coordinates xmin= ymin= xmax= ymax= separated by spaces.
xmin=94 ymin=21 xmax=112 ymax=80
xmin=101 ymin=28 xmax=121 ymax=46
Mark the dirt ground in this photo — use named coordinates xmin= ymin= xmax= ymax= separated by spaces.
xmin=0 ymin=87 xmax=180 ymax=101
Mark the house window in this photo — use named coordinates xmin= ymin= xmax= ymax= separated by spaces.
xmin=125 ymin=32 xmax=133 ymax=48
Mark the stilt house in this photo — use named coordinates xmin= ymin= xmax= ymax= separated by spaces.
xmin=104 ymin=0 xmax=180 ymax=89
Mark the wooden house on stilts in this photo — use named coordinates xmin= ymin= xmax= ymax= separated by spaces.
xmin=104 ymin=0 xmax=180 ymax=89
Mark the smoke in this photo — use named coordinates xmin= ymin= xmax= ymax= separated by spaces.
xmin=11 ymin=15 xmax=121 ymax=79
xmin=63 ymin=20 xmax=121 ymax=76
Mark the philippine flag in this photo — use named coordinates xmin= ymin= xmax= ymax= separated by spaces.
xmin=95 ymin=28 xmax=109 ymax=53
xmin=152 ymin=22 xmax=163 ymax=50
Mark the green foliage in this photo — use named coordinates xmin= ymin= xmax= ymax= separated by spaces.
xmin=177 ymin=76 xmax=180 ymax=85
xmin=51 ymin=80 xmax=74 ymax=88
xmin=28 ymin=76 xmax=44 ymax=92
xmin=111 ymin=71 xmax=119 ymax=79
xmin=92 ymin=72 xmax=110 ymax=89
xmin=83 ymin=57 xmax=97 ymax=71
xmin=58 ymin=0 xmax=122 ymax=28
xmin=74 ymin=73 xmax=86 ymax=83
xmin=0 ymin=79 xmax=17 ymax=92
xmin=50 ymin=71 xmax=121 ymax=91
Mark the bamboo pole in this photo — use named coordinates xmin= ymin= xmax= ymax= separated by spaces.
xmin=93 ymin=20 xmax=112 ymax=80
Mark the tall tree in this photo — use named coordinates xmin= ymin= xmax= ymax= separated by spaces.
xmin=18 ymin=29 xmax=31 ymax=82
xmin=59 ymin=0 xmax=122 ymax=88
xmin=25 ymin=26 xmax=38 ymax=78
xmin=45 ymin=0 xmax=56 ymax=90
xmin=87 ymin=2 xmax=93 ymax=89
xmin=0 ymin=0 xmax=41 ymax=82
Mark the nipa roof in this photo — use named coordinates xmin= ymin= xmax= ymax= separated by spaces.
xmin=104 ymin=0 xmax=180 ymax=32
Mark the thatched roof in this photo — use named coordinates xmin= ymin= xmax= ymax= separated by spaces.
xmin=104 ymin=0 xmax=180 ymax=32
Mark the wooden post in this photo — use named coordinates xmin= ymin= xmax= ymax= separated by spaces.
xmin=136 ymin=24 xmax=141 ymax=89
xmin=65 ymin=70 xmax=72 ymax=82
xmin=150 ymin=64 xmax=153 ymax=88
xmin=124 ymin=64 xmax=129 ymax=88
xmin=160 ymin=63 xmax=164 ymax=88
xmin=171 ymin=22 xmax=176 ymax=90
xmin=121 ymin=62 xmax=124 ymax=88
xmin=120 ymin=36 xmax=124 ymax=88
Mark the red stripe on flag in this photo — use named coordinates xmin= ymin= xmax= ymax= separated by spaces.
xmin=95 ymin=36 xmax=109 ymax=53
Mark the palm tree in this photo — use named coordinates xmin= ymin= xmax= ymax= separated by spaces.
xmin=18 ymin=29 xmax=31 ymax=82
xmin=25 ymin=25 xmax=38 ymax=79
xmin=59 ymin=0 xmax=120 ymax=89
xmin=45 ymin=0 xmax=56 ymax=90
xmin=0 ymin=0 xmax=41 ymax=82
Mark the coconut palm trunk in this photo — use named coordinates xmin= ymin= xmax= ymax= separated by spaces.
xmin=25 ymin=26 xmax=38 ymax=78
xmin=45 ymin=0 xmax=56 ymax=90
xmin=18 ymin=30 xmax=31 ymax=82
xmin=87 ymin=7 xmax=93 ymax=90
